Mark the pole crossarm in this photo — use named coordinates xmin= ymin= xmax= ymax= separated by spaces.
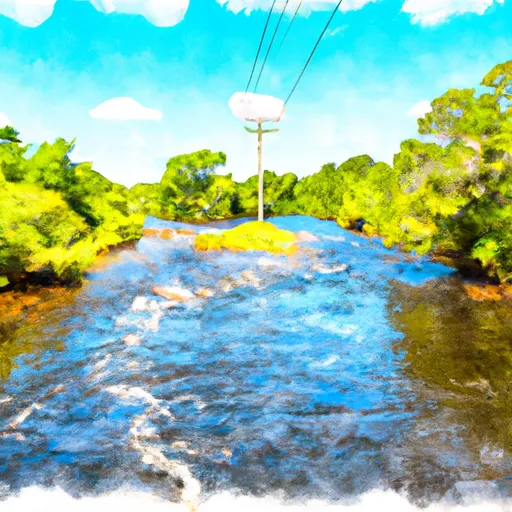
xmin=244 ymin=125 xmax=280 ymax=134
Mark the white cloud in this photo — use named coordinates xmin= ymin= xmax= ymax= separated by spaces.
xmin=0 ymin=0 xmax=189 ymax=27
xmin=401 ymin=0 xmax=505 ymax=26
xmin=0 ymin=112 xmax=11 ymax=126
xmin=326 ymin=25 xmax=347 ymax=37
xmin=217 ymin=0 xmax=378 ymax=16
xmin=68 ymin=145 xmax=91 ymax=163
xmin=408 ymin=99 xmax=432 ymax=118
xmin=89 ymin=97 xmax=163 ymax=121
xmin=89 ymin=0 xmax=189 ymax=27
xmin=0 ymin=0 xmax=56 ymax=28
xmin=307 ymin=115 xmax=338 ymax=147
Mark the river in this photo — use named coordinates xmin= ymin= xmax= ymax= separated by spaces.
xmin=1 ymin=216 xmax=511 ymax=511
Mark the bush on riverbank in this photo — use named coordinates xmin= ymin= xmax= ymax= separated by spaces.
xmin=0 ymin=133 xmax=144 ymax=286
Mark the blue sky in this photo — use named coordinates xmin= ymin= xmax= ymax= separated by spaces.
xmin=0 ymin=0 xmax=510 ymax=186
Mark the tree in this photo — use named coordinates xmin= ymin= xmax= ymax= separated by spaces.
xmin=416 ymin=60 xmax=512 ymax=280
xmin=0 ymin=126 xmax=21 ymax=143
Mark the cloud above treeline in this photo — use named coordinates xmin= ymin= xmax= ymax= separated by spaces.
xmin=217 ymin=0 xmax=506 ymax=25
xmin=89 ymin=97 xmax=163 ymax=121
xmin=408 ymin=100 xmax=432 ymax=119
xmin=0 ymin=112 xmax=11 ymax=126
xmin=0 ymin=0 xmax=189 ymax=27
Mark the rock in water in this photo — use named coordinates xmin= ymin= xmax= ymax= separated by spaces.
xmin=464 ymin=283 xmax=504 ymax=301
xmin=239 ymin=270 xmax=261 ymax=287
xmin=151 ymin=285 xmax=195 ymax=302
xmin=195 ymin=286 xmax=215 ymax=298
xmin=123 ymin=334 xmax=141 ymax=346
xmin=142 ymin=228 xmax=176 ymax=240
xmin=296 ymin=231 xmax=319 ymax=243
xmin=312 ymin=263 xmax=348 ymax=274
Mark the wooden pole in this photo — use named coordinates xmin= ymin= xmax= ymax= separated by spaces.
xmin=257 ymin=123 xmax=263 ymax=222
xmin=244 ymin=123 xmax=279 ymax=223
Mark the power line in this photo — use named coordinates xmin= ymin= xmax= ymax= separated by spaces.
xmin=253 ymin=0 xmax=290 ymax=93
xmin=285 ymin=0 xmax=344 ymax=105
xmin=275 ymin=0 xmax=303 ymax=58
xmin=245 ymin=0 xmax=279 ymax=93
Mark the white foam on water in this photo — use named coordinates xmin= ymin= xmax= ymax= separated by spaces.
xmin=104 ymin=385 xmax=170 ymax=415
xmin=322 ymin=235 xmax=346 ymax=242
xmin=144 ymin=311 xmax=164 ymax=332
xmin=312 ymin=264 xmax=348 ymax=275
xmin=0 ymin=396 xmax=12 ymax=405
xmin=169 ymin=394 xmax=207 ymax=411
xmin=131 ymin=296 xmax=150 ymax=312
xmin=8 ymin=403 xmax=43 ymax=429
xmin=102 ymin=384 xmax=201 ymax=507
xmin=310 ymin=355 xmax=341 ymax=368
xmin=258 ymin=257 xmax=282 ymax=268
xmin=1 ymin=487 xmax=510 ymax=512
xmin=304 ymin=314 xmax=359 ymax=337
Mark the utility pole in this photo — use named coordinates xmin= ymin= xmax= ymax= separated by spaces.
xmin=245 ymin=123 xmax=279 ymax=222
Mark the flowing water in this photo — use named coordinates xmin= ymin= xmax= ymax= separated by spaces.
xmin=1 ymin=216 xmax=512 ymax=511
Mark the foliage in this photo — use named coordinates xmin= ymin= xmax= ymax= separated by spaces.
xmin=0 ymin=126 xmax=21 ymax=143
xmin=132 ymin=150 xmax=229 ymax=220
xmin=273 ymin=59 xmax=512 ymax=280
xmin=235 ymin=170 xmax=298 ymax=215
xmin=0 ymin=134 xmax=144 ymax=285
xmin=2 ymin=59 xmax=512 ymax=285
xmin=194 ymin=221 xmax=297 ymax=255
xmin=132 ymin=152 xmax=297 ymax=221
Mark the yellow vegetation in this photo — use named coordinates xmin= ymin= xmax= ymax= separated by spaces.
xmin=194 ymin=221 xmax=297 ymax=255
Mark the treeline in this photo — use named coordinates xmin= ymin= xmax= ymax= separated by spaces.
xmin=1 ymin=59 xmax=511 ymax=287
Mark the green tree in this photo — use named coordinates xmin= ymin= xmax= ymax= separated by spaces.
xmin=0 ymin=126 xmax=21 ymax=143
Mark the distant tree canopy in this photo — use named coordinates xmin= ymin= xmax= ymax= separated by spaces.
xmin=0 ymin=126 xmax=21 ymax=143
xmin=130 ymin=150 xmax=297 ymax=221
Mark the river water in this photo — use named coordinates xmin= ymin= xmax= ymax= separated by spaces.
xmin=1 ymin=216 xmax=512 ymax=511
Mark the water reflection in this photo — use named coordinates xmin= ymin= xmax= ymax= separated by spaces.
xmin=389 ymin=277 xmax=512 ymax=498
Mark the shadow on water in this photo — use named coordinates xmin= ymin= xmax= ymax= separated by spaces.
xmin=388 ymin=277 xmax=512 ymax=502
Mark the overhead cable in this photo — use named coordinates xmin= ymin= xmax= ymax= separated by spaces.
xmin=284 ymin=0 xmax=344 ymax=104
xmin=253 ymin=0 xmax=290 ymax=93
xmin=275 ymin=0 xmax=303 ymax=57
xmin=245 ymin=0 xmax=279 ymax=93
